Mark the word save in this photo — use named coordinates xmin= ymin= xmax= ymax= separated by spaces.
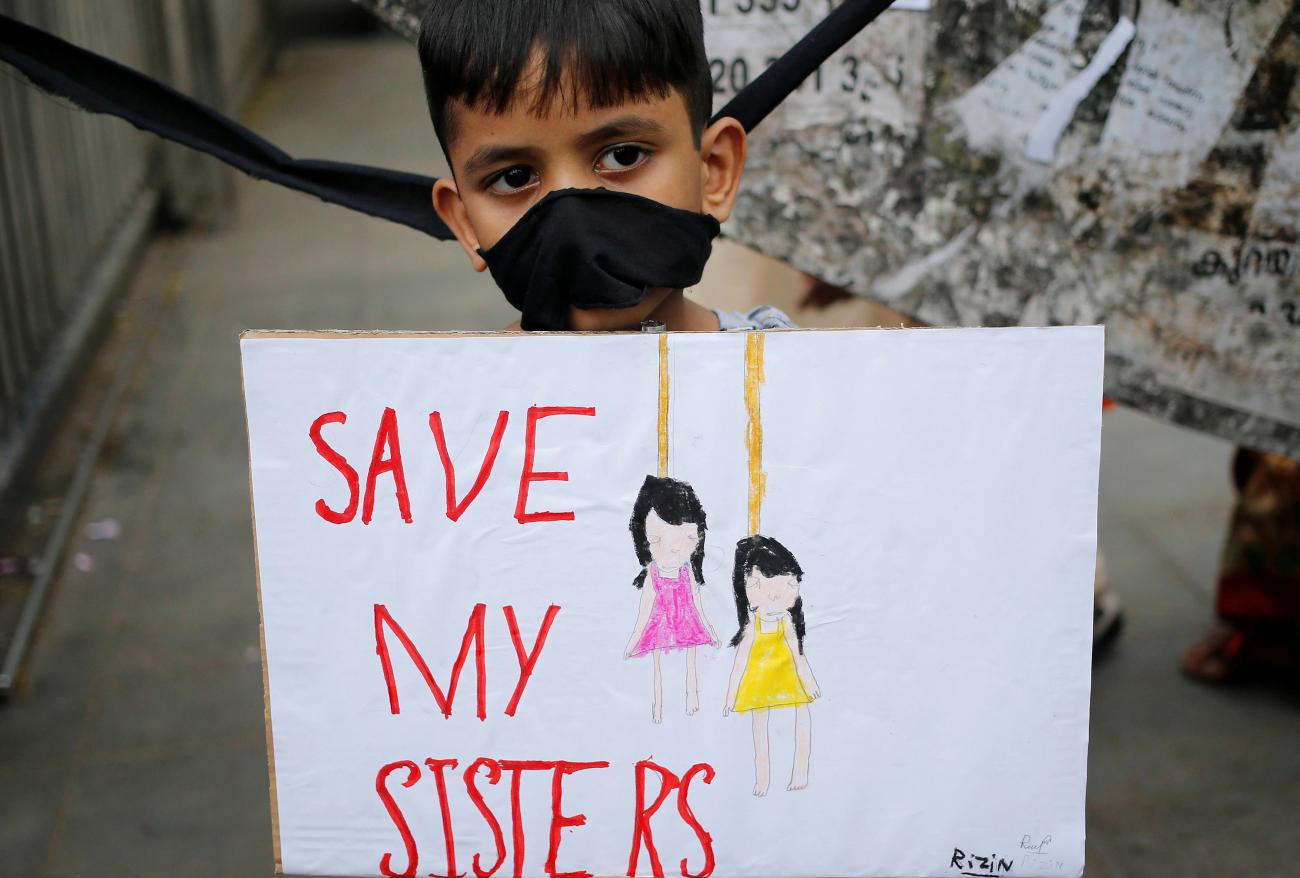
xmin=308 ymin=405 xmax=597 ymax=526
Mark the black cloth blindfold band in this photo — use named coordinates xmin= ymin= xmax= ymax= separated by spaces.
xmin=0 ymin=1 xmax=897 ymax=240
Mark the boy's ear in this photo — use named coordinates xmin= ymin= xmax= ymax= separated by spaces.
xmin=698 ymin=116 xmax=747 ymax=223
xmin=432 ymin=178 xmax=488 ymax=272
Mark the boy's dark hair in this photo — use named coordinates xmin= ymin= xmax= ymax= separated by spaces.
xmin=729 ymin=535 xmax=806 ymax=653
xmin=629 ymin=475 xmax=707 ymax=590
xmin=417 ymin=0 xmax=713 ymax=155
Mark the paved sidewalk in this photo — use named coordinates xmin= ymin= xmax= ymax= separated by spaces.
xmin=1 ymin=32 xmax=1297 ymax=878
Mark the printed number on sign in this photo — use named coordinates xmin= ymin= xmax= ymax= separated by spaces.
xmin=709 ymin=52 xmax=903 ymax=102
xmin=708 ymin=0 xmax=826 ymax=14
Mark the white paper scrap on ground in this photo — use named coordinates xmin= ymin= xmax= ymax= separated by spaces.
xmin=241 ymin=327 xmax=1102 ymax=878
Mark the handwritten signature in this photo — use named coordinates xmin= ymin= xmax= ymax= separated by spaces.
xmin=950 ymin=847 xmax=1013 ymax=876
xmin=1019 ymin=834 xmax=1052 ymax=854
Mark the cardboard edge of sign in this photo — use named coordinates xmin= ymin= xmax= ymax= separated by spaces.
xmin=238 ymin=344 xmax=284 ymax=875
xmin=237 ymin=322 xmax=1104 ymax=878
xmin=238 ymin=325 xmax=1104 ymax=339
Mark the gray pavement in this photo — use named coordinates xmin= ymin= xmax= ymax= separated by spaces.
xmin=1 ymin=32 xmax=1297 ymax=878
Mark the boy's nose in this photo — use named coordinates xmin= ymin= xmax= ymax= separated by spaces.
xmin=539 ymin=166 xmax=605 ymax=198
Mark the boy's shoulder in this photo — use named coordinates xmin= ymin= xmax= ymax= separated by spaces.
xmin=713 ymin=305 xmax=797 ymax=331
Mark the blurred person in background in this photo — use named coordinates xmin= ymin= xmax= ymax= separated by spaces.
xmin=1182 ymin=450 xmax=1300 ymax=684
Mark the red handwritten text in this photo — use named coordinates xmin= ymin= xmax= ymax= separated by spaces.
xmin=375 ymin=757 xmax=715 ymax=878
xmin=308 ymin=406 xmax=596 ymax=525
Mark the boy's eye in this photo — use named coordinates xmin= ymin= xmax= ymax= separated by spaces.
xmin=596 ymin=145 xmax=649 ymax=172
xmin=487 ymin=166 xmax=537 ymax=194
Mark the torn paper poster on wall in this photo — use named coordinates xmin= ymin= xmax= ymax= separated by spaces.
xmin=241 ymin=327 xmax=1101 ymax=878
xmin=704 ymin=0 xmax=929 ymax=133
xmin=1099 ymin=0 xmax=1291 ymax=196
xmin=1251 ymin=124 xmax=1300 ymax=235
xmin=1024 ymin=15 xmax=1135 ymax=164
xmin=944 ymin=0 xmax=1089 ymax=155
xmin=716 ymin=0 xmax=1300 ymax=456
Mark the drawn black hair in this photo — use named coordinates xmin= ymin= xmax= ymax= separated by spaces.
xmin=417 ymin=0 xmax=713 ymax=154
xmin=629 ymin=475 xmax=707 ymax=590
xmin=730 ymin=535 xmax=806 ymax=653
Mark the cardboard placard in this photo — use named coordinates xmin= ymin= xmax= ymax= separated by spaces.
xmin=240 ymin=327 xmax=1101 ymax=878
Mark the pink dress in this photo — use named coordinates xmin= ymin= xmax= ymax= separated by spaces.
xmin=630 ymin=563 xmax=713 ymax=656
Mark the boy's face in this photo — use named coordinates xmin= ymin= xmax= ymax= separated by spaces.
xmin=432 ymin=59 xmax=746 ymax=330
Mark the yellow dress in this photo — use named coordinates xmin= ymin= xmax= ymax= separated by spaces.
xmin=733 ymin=613 xmax=812 ymax=711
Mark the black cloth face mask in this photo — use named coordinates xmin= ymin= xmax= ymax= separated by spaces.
xmin=476 ymin=188 xmax=721 ymax=331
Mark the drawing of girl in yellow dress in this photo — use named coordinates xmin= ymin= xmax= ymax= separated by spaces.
xmin=723 ymin=535 xmax=821 ymax=796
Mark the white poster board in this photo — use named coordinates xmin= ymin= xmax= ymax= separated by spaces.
xmin=241 ymin=327 xmax=1101 ymax=878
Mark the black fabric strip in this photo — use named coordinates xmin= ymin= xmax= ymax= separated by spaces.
xmin=712 ymin=0 xmax=898 ymax=132
xmin=1 ymin=2 xmax=896 ymax=238
xmin=0 ymin=12 xmax=454 ymax=240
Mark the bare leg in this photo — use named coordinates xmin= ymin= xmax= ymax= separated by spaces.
xmin=651 ymin=649 xmax=663 ymax=724
xmin=751 ymin=708 xmax=770 ymax=796
xmin=686 ymin=647 xmax=700 ymax=715
xmin=788 ymin=705 xmax=811 ymax=790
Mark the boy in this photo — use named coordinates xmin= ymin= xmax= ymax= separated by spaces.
xmin=417 ymin=0 xmax=793 ymax=333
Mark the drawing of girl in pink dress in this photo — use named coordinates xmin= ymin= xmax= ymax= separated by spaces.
xmin=624 ymin=476 xmax=719 ymax=723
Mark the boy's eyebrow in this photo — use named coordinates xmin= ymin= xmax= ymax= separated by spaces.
xmin=463 ymin=144 xmax=541 ymax=177
xmin=575 ymin=115 xmax=667 ymax=149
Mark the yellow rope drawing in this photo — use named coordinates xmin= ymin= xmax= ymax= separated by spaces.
xmin=744 ymin=332 xmax=766 ymax=534
xmin=657 ymin=333 xmax=670 ymax=477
